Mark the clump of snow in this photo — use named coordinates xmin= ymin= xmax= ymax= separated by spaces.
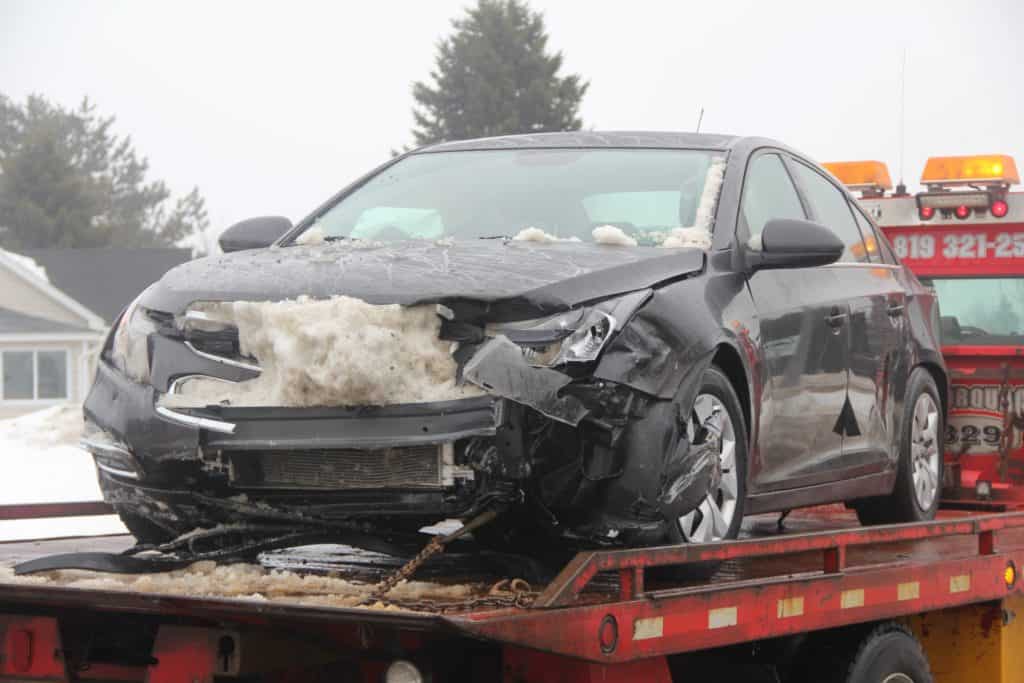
xmin=658 ymin=157 xmax=726 ymax=250
xmin=0 ymin=561 xmax=480 ymax=612
xmin=693 ymin=157 xmax=727 ymax=231
xmin=0 ymin=248 xmax=49 ymax=283
xmin=434 ymin=236 xmax=455 ymax=247
xmin=165 ymin=296 xmax=483 ymax=408
xmin=511 ymin=227 xmax=580 ymax=243
xmin=661 ymin=227 xmax=713 ymax=250
xmin=513 ymin=227 xmax=559 ymax=243
xmin=295 ymin=226 xmax=326 ymax=245
xmin=591 ymin=225 xmax=638 ymax=247
xmin=0 ymin=404 xmax=127 ymax=541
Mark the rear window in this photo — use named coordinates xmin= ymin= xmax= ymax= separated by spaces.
xmin=924 ymin=277 xmax=1024 ymax=345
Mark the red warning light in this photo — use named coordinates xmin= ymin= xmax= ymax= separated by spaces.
xmin=991 ymin=199 xmax=1009 ymax=218
xmin=919 ymin=206 xmax=935 ymax=221
xmin=954 ymin=205 xmax=971 ymax=220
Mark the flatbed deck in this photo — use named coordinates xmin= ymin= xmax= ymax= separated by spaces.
xmin=2 ymin=506 xmax=1022 ymax=666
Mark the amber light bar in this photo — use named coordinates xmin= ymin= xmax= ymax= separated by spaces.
xmin=921 ymin=154 xmax=1019 ymax=187
xmin=823 ymin=160 xmax=893 ymax=194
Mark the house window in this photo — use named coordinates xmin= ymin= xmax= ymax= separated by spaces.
xmin=1 ymin=349 xmax=69 ymax=401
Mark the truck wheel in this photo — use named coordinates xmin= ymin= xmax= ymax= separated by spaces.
xmin=856 ymin=368 xmax=942 ymax=526
xmin=791 ymin=622 xmax=932 ymax=683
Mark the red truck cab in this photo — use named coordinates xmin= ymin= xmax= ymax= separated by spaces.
xmin=828 ymin=155 xmax=1024 ymax=509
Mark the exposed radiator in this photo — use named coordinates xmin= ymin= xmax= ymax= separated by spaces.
xmin=229 ymin=445 xmax=443 ymax=490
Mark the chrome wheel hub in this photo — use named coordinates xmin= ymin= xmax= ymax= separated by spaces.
xmin=678 ymin=393 xmax=738 ymax=543
xmin=910 ymin=393 xmax=940 ymax=510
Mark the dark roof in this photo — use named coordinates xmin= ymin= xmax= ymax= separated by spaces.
xmin=21 ymin=248 xmax=192 ymax=323
xmin=419 ymin=131 xmax=741 ymax=153
xmin=0 ymin=307 xmax=97 ymax=335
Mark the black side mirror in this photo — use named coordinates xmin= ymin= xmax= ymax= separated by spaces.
xmin=745 ymin=218 xmax=844 ymax=271
xmin=218 ymin=216 xmax=293 ymax=253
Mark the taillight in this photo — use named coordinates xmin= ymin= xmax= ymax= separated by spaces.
xmin=954 ymin=205 xmax=971 ymax=220
xmin=919 ymin=206 xmax=935 ymax=221
xmin=991 ymin=199 xmax=1009 ymax=218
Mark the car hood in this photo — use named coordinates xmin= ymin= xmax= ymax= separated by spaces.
xmin=143 ymin=239 xmax=705 ymax=321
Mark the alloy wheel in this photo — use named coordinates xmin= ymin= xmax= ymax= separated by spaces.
xmin=910 ymin=393 xmax=940 ymax=510
xmin=678 ymin=393 xmax=739 ymax=543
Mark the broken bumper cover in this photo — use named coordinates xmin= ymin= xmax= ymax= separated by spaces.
xmin=84 ymin=359 xmax=501 ymax=522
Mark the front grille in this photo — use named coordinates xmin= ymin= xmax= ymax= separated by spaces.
xmin=229 ymin=446 xmax=442 ymax=490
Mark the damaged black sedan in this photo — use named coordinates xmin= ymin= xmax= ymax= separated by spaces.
xmin=83 ymin=132 xmax=947 ymax=555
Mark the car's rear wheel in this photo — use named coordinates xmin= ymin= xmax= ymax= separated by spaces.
xmin=856 ymin=368 xmax=942 ymax=526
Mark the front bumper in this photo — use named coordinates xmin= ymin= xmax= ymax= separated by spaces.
xmin=84 ymin=359 xmax=503 ymax=525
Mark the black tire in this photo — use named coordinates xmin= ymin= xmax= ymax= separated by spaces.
xmin=654 ymin=366 xmax=748 ymax=579
xmin=791 ymin=622 xmax=932 ymax=683
xmin=856 ymin=368 xmax=943 ymax=526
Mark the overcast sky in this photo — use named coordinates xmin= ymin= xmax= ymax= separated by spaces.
xmin=2 ymin=0 xmax=1022 ymax=239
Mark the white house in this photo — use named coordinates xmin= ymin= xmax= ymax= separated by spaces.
xmin=0 ymin=248 xmax=191 ymax=418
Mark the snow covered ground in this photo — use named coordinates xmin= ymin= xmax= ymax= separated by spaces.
xmin=0 ymin=404 xmax=126 ymax=541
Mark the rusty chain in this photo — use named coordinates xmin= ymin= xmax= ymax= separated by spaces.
xmin=357 ymin=509 xmax=535 ymax=611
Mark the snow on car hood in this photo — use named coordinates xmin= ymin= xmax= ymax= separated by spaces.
xmin=142 ymin=239 xmax=705 ymax=321
xmin=164 ymin=295 xmax=485 ymax=408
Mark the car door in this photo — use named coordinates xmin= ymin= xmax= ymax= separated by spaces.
xmin=789 ymin=160 xmax=903 ymax=476
xmin=848 ymin=203 xmax=909 ymax=468
xmin=742 ymin=152 xmax=850 ymax=492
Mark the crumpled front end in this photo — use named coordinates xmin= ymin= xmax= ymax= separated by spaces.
xmin=84 ymin=274 xmax=716 ymax=547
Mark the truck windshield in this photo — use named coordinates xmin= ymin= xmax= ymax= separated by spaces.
xmin=289 ymin=148 xmax=720 ymax=245
xmin=925 ymin=277 xmax=1024 ymax=346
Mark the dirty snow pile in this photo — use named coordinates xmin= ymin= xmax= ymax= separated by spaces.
xmin=0 ymin=404 xmax=127 ymax=541
xmin=660 ymin=157 xmax=726 ymax=250
xmin=167 ymin=296 xmax=483 ymax=408
xmin=0 ymin=560 xmax=480 ymax=612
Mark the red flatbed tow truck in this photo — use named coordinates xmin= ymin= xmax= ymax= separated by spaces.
xmin=2 ymin=154 xmax=1024 ymax=683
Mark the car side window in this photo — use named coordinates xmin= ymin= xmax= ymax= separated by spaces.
xmin=844 ymin=202 xmax=878 ymax=263
xmin=740 ymin=153 xmax=806 ymax=239
xmin=850 ymin=203 xmax=893 ymax=264
xmin=791 ymin=162 xmax=872 ymax=263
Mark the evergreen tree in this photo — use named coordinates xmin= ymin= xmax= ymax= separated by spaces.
xmin=0 ymin=94 xmax=209 ymax=251
xmin=410 ymin=0 xmax=588 ymax=147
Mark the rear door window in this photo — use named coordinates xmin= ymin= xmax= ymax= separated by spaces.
xmin=791 ymin=161 xmax=871 ymax=263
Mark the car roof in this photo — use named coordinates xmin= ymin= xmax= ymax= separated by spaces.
xmin=416 ymin=131 xmax=744 ymax=153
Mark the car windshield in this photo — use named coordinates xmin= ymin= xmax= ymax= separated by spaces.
xmin=290 ymin=148 xmax=721 ymax=245
xmin=925 ymin=277 xmax=1024 ymax=345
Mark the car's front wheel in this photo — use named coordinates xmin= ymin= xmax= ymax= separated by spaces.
xmin=670 ymin=367 xmax=748 ymax=544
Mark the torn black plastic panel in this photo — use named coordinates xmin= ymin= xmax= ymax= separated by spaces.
xmin=591 ymin=352 xmax=717 ymax=541
xmin=462 ymin=335 xmax=589 ymax=426
xmin=149 ymin=334 xmax=258 ymax=391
